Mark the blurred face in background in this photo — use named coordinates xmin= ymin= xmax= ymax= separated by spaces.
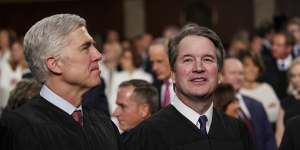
xmin=0 ymin=30 xmax=10 ymax=49
xmin=11 ymin=41 xmax=24 ymax=63
xmin=250 ymin=36 xmax=263 ymax=54
xmin=287 ymin=23 xmax=300 ymax=43
xmin=290 ymin=63 xmax=300 ymax=93
xmin=222 ymin=59 xmax=244 ymax=91
xmin=103 ymin=43 xmax=122 ymax=64
xmin=242 ymin=57 xmax=259 ymax=83
xmin=272 ymin=34 xmax=292 ymax=59
xmin=148 ymin=44 xmax=171 ymax=81
xmin=120 ymin=50 xmax=134 ymax=71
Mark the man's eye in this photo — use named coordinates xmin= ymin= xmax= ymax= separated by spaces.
xmin=183 ymin=58 xmax=193 ymax=63
xmin=203 ymin=58 xmax=214 ymax=63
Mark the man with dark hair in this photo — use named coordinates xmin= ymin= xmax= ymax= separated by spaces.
xmin=0 ymin=14 xmax=122 ymax=150
xmin=260 ymin=30 xmax=295 ymax=101
xmin=124 ymin=24 xmax=253 ymax=150
xmin=113 ymin=79 xmax=159 ymax=132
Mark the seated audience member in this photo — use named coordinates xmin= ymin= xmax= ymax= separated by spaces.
xmin=279 ymin=115 xmax=300 ymax=150
xmin=113 ymin=79 xmax=159 ymax=134
xmin=4 ymin=79 xmax=41 ymax=111
xmin=276 ymin=58 xmax=300 ymax=145
xmin=260 ymin=30 xmax=295 ymax=100
xmin=110 ymin=48 xmax=153 ymax=114
xmin=222 ymin=57 xmax=277 ymax=150
xmin=213 ymin=83 xmax=240 ymax=118
xmin=148 ymin=38 xmax=175 ymax=108
xmin=238 ymin=50 xmax=280 ymax=125
xmin=283 ymin=58 xmax=300 ymax=123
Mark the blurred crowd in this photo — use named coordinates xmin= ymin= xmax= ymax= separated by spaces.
xmin=1 ymin=15 xmax=300 ymax=149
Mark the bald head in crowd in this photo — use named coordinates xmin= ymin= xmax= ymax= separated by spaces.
xmin=221 ymin=58 xmax=244 ymax=92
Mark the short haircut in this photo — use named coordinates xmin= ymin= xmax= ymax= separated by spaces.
xmin=168 ymin=23 xmax=225 ymax=72
xmin=24 ymin=14 xmax=86 ymax=82
xmin=148 ymin=38 xmax=169 ymax=53
xmin=119 ymin=79 xmax=159 ymax=114
xmin=274 ymin=30 xmax=295 ymax=46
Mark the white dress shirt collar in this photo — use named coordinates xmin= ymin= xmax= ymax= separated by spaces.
xmin=276 ymin=54 xmax=293 ymax=71
xmin=236 ymin=93 xmax=251 ymax=118
xmin=40 ymin=85 xmax=82 ymax=115
xmin=172 ymin=94 xmax=213 ymax=133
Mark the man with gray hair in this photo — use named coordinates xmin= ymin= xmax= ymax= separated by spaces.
xmin=124 ymin=24 xmax=254 ymax=150
xmin=0 ymin=14 xmax=122 ymax=150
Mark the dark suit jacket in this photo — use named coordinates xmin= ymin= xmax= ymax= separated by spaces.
xmin=0 ymin=95 xmax=122 ymax=150
xmin=279 ymin=115 xmax=300 ymax=150
xmin=124 ymin=105 xmax=254 ymax=150
xmin=259 ymin=55 xmax=292 ymax=101
xmin=83 ymin=78 xmax=110 ymax=117
xmin=152 ymin=79 xmax=163 ymax=109
xmin=242 ymin=95 xmax=276 ymax=150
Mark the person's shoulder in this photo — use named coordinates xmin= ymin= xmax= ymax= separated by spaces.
xmin=286 ymin=115 xmax=300 ymax=129
xmin=242 ymin=94 xmax=263 ymax=106
xmin=84 ymin=106 xmax=112 ymax=123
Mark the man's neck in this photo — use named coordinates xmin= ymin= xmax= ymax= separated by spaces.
xmin=46 ymin=79 xmax=88 ymax=107
xmin=177 ymin=93 xmax=212 ymax=114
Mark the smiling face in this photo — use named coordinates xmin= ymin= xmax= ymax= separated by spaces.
xmin=57 ymin=26 xmax=102 ymax=89
xmin=172 ymin=35 xmax=219 ymax=102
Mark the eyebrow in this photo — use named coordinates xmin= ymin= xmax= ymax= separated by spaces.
xmin=80 ymin=40 xmax=96 ymax=49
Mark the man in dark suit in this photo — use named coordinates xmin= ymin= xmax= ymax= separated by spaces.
xmin=279 ymin=115 xmax=300 ymax=150
xmin=222 ymin=58 xmax=276 ymax=150
xmin=148 ymin=38 xmax=174 ymax=108
xmin=260 ymin=31 xmax=295 ymax=101
xmin=83 ymin=78 xmax=110 ymax=117
xmin=124 ymin=24 xmax=254 ymax=150
xmin=0 ymin=14 xmax=122 ymax=150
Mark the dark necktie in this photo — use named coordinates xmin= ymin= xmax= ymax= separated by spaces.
xmin=72 ymin=110 xmax=83 ymax=126
xmin=198 ymin=115 xmax=208 ymax=137
xmin=238 ymin=108 xmax=254 ymax=138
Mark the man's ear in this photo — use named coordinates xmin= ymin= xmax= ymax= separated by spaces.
xmin=171 ymin=71 xmax=175 ymax=84
xmin=139 ymin=104 xmax=150 ymax=119
xmin=46 ymin=56 xmax=63 ymax=74
xmin=218 ymin=73 xmax=223 ymax=84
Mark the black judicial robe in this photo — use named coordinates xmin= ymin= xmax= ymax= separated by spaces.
xmin=123 ymin=105 xmax=254 ymax=150
xmin=0 ymin=95 xmax=122 ymax=150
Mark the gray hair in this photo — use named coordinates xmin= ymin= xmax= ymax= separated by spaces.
xmin=24 ymin=14 xmax=86 ymax=82
xmin=168 ymin=23 xmax=225 ymax=72
xmin=148 ymin=37 xmax=169 ymax=53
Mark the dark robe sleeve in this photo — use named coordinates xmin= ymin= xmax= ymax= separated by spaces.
xmin=1 ymin=112 xmax=44 ymax=150
xmin=123 ymin=123 xmax=168 ymax=150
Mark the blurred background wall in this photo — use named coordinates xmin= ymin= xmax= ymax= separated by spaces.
xmin=0 ymin=0 xmax=299 ymax=45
